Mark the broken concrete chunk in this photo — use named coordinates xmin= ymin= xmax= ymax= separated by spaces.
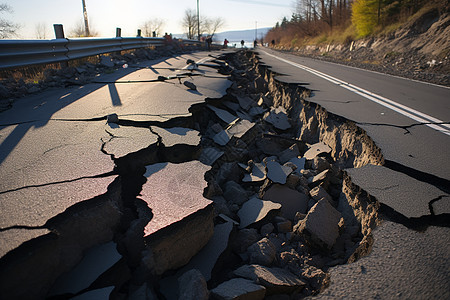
xmin=227 ymin=119 xmax=255 ymax=138
xmin=210 ymin=278 xmax=266 ymax=300
xmin=238 ymin=197 xmax=282 ymax=229
xmin=234 ymin=264 xmax=306 ymax=294
xmin=263 ymin=107 xmax=291 ymax=130
xmin=243 ymin=162 xmax=266 ymax=183
xmin=152 ymin=127 xmax=200 ymax=147
xmin=207 ymin=104 xmax=239 ymax=124
xmin=266 ymin=161 xmax=292 ymax=184
xmin=213 ymin=130 xmax=234 ymax=146
xmin=178 ymin=269 xmax=209 ymax=300
xmin=286 ymin=173 xmax=301 ymax=189
xmin=236 ymin=110 xmax=253 ymax=121
xmin=289 ymin=157 xmax=306 ymax=173
xmin=48 ymin=242 xmax=121 ymax=297
xmin=232 ymin=228 xmax=260 ymax=253
xmin=199 ymin=147 xmax=224 ymax=166
xmin=309 ymin=185 xmax=333 ymax=203
xmin=140 ymin=161 xmax=213 ymax=275
xmin=294 ymin=199 xmax=342 ymax=250
xmin=102 ymin=126 xmax=158 ymax=158
xmin=237 ymin=96 xmax=254 ymax=111
xmin=278 ymin=144 xmax=300 ymax=164
xmin=308 ymin=169 xmax=329 ymax=185
xmin=247 ymin=238 xmax=277 ymax=266
xmin=249 ymin=106 xmax=267 ymax=117
xmin=312 ymin=156 xmax=331 ymax=172
xmin=224 ymin=181 xmax=249 ymax=206
xmin=262 ymin=184 xmax=308 ymax=221
xmin=304 ymin=142 xmax=332 ymax=160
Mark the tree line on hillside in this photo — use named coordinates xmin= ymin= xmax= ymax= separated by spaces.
xmin=265 ymin=0 xmax=436 ymax=46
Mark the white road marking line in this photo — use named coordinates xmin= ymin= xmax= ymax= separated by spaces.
xmin=262 ymin=50 xmax=450 ymax=136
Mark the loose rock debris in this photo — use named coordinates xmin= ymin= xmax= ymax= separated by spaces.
xmin=1 ymin=50 xmax=383 ymax=299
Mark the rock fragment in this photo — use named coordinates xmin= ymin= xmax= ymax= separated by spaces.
xmin=232 ymin=228 xmax=260 ymax=253
xmin=243 ymin=162 xmax=266 ymax=183
xmin=266 ymin=161 xmax=292 ymax=184
xmin=224 ymin=181 xmax=249 ymax=206
xmin=263 ymin=106 xmax=291 ymax=130
xmin=234 ymin=264 xmax=306 ymax=294
xmin=309 ymin=185 xmax=333 ymax=203
xmin=247 ymin=238 xmax=277 ymax=266
xmin=178 ymin=269 xmax=209 ymax=300
xmin=294 ymin=199 xmax=342 ymax=250
xmin=278 ymin=144 xmax=300 ymax=164
xmin=207 ymin=104 xmax=239 ymax=124
xmin=210 ymin=278 xmax=266 ymax=300
xmin=303 ymin=142 xmax=331 ymax=160
xmin=262 ymin=184 xmax=308 ymax=220
xmin=238 ymin=197 xmax=282 ymax=228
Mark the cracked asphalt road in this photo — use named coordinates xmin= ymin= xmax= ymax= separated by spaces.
xmin=257 ymin=47 xmax=450 ymax=299
xmin=0 ymin=50 xmax=233 ymax=259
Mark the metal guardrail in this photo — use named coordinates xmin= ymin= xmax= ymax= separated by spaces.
xmin=0 ymin=37 xmax=202 ymax=69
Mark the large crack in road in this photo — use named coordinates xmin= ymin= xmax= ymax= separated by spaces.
xmin=0 ymin=50 xmax=449 ymax=299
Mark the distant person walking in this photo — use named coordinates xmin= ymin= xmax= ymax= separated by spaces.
xmin=206 ymin=35 xmax=212 ymax=51
xmin=271 ymin=39 xmax=275 ymax=47
xmin=223 ymin=39 xmax=229 ymax=48
xmin=253 ymin=40 xmax=257 ymax=48
xmin=241 ymin=40 xmax=245 ymax=48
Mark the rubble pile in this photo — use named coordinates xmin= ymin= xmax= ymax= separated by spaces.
xmin=160 ymin=51 xmax=366 ymax=299
xmin=3 ymin=50 xmax=382 ymax=299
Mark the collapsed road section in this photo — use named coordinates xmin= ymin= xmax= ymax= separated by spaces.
xmin=0 ymin=49 xmax=449 ymax=299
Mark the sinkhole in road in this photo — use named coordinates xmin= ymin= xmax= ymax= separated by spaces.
xmin=3 ymin=50 xmax=447 ymax=299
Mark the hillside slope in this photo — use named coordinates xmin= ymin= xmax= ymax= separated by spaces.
xmin=271 ymin=8 xmax=450 ymax=86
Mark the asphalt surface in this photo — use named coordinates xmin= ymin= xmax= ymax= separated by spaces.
xmin=0 ymin=50 xmax=233 ymax=259
xmin=256 ymin=47 xmax=450 ymax=299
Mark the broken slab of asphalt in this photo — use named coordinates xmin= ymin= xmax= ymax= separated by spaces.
xmin=0 ymin=49 xmax=449 ymax=299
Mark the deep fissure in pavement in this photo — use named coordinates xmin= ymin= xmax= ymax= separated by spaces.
xmin=1 ymin=50 xmax=448 ymax=299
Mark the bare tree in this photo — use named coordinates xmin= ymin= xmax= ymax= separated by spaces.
xmin=0 ymin=3 xmax=20 ymax=39
xmin=35 ymin=22 xmax=49 ymax=39
xmin=203 ymin=17 xmax=225 ymax=38
xmin=141 ymin=18 xmax=165 ymax=37
xmin=69 ymin=19 xmax=98 ymax=37
xmin=182 ymin=8 xmax=198 ymax=39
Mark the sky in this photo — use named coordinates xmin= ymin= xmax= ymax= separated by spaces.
xmin=2 ymin=0 xmax=295 ymax=39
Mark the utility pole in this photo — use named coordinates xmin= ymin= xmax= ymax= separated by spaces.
xmin=82 ymin=0 xmax=90 ymax=37
xmin=197 ymin=0 xmax=200 ymax=40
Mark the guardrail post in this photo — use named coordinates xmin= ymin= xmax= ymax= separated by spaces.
xmin=54 ymin=24 xmax=65 ymax=39
xmin=115 ymin=28 xmax=122 ymax=56
xmin=53 ymin=24 xmax=68 ymax=68
xmin=137 ymin=29 xmax=141 ymax=37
